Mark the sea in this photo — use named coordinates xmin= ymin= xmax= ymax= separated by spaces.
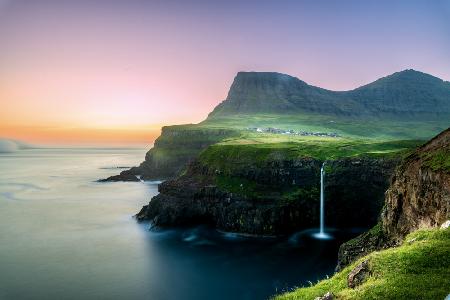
xmin=0 ymin=148 xmax=360 ymax=300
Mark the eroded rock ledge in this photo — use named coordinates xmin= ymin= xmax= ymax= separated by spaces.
xmin=136 ymin=156 xmax=399 ymax=236
xmin=98 ymin=170 xmax=140 ymax=182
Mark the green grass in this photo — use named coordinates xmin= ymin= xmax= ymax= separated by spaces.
xmin=215 ymin=175 xmax=260 ymax=198
xmin=274 ymin=228 xmax=450 ymax=300
xmin=214 ymin=174 xmax=319 ymax=201
xmin=198 ymin=138 xmax=422 ymax=172
xmin=144 ymin=114 xmax=443 ymax=178
xmin=171 ymin=114 xmax=431 ymax=169
xmin=421 ymin=149 xmax=450 ymax=173
xmin=197 ymin=136 xmax=419 ymax=201
xmin=143 ymin=114 xmax=445 ymax=183
xmin=342 ymin=223 xmax=385 ymax=248
xmin=201 ymin=113 xmax=448 ymax=140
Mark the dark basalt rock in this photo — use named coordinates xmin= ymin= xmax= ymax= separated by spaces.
xmin=336 ymin=224 xmax=394 ymax=271
xmin=136 ymin=175 xmax=318 ymax=235
xmin=325 ymin=158 xmax=399 ymax=227
xmin=347 ymin=259 xmax=371 ymax=288
xmin=136 ymin=157 xmax=399 ymax=236
xmin=98 ymin=170 xmax=140 ymax=182
xmin=314 ymin=292 xmax=335 ymax=300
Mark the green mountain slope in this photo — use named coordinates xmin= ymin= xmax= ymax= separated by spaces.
xmin=108 ymin=70 xmax=449 ymax=181
xmin=208 ymin=69 xmax=450 ymax=120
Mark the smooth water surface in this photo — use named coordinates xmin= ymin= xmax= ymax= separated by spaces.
xmin=0 ymin=149 xmax=359 ymax=300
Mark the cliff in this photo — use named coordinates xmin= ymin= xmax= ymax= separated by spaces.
xmin=382 ymin=127 xmax=450 ymax=240
xmin=99 ymin=125 xmax=239 ymax=181
xmin=337 ymin=128 xmax=450 ymax=270
xmin=135 ymin=125 xmax=240 ymax=180
xmin=136 ymin=143 xmax=400 ymax=235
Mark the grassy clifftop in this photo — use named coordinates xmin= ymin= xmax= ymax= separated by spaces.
xmin=275 ymin=228 xmax=450 ymax=300
xmin=198 ymin=137 xmax=422 ymax=170
xmin=202 ymin=113 xmax=448 ymax=140
xmin=135 ymin=107 xmax=447 ymax=180
xmin=192 ymin=137 xmax=415 ymax=218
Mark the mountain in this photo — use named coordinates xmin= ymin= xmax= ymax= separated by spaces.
xmin=208 ymin=69 xmax=450 ymax=119
xmin=101 ymin=69 xmax=449 ymax=182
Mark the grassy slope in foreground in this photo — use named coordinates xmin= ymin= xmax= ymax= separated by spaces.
xmin=274 ymin=228 xmax=450 ymax=300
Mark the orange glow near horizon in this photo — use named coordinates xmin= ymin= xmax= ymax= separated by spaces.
xmin=0 ymin=123 xmax=166 ymax=147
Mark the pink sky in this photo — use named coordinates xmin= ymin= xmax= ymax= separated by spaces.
xmin=0 ymin=0 xmax=449 ymax=145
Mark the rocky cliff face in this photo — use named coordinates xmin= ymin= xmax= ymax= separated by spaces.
xmin=381 ymin=128 xmax=450 ymax=242
xmin=136 ymin=156 xmax=399 ymax=235
xmin=337 ymin=128 xmax=450 ymax=270
xmin=325 ymin=158 xmax=399 ymax=227
xmin=129 ymin=125 xmax=239 ymax=180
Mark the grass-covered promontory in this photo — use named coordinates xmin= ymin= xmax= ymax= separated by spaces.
xmin=274 ymin=228 xmax=450 ymax=300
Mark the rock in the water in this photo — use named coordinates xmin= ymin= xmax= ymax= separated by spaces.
xmin=347 ymin=260 xmax=371 ymax=288
xmin=441 ymin=220 xmax=450 ymax=229
xmin=314 ymin=291 xmax=334 ymax=300
xmin=98 ymin=170 xmax=140 ymax=182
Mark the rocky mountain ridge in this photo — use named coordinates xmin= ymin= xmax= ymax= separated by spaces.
xmin=208 ymin=69 xmax=450 ymax=119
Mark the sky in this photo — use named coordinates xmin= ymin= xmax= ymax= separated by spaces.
xmin=0 ymin=0 xmax=449 ymax=146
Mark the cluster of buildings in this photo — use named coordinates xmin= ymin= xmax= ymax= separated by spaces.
xmin=246 ymin=127 xmax=340 ymax=137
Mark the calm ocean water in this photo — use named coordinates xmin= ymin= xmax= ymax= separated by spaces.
xmin=0 ymin=148 xmax=359 ymax=300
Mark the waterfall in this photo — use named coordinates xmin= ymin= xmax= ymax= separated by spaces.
xmin=313 ymin=162 xmax=331 ymax=239
xmin=319 ymin=162 xmax=325 ymax=235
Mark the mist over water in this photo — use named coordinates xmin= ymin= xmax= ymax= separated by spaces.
xmin=0 ymin=139 xmax=27 ymax=153
xmin=0 ymin=149 xmax=360 ymax=300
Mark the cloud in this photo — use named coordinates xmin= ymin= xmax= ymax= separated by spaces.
xmin=0 ymin=139 xmax=34 ymax=153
